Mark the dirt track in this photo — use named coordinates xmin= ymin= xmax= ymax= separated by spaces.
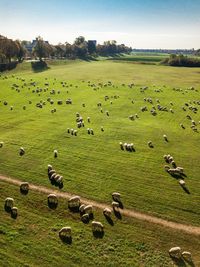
xmin=1 ymin=174 xmax=200 ymax=236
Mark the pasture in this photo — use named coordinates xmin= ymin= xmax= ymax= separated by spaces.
xmin=0 ymin=58 xmax=200 ymax=266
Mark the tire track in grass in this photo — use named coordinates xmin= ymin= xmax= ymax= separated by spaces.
xmin=0 ymin=174 xmax=200 ymax=236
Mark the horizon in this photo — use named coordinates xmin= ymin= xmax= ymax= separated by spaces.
xmin=0 ymin=0 xmax=200 ymax=49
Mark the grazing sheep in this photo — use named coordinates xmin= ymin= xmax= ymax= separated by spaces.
xmin=112 ymin=192 xmax=121 ymax=202
xmin=176 ymin=167 xmax=184 ymax=174
xmin=103 ymin=208 xmax=112 ymax=217
xmin=79 ymin=204 xmax=86 ymax=214
xmin=163 ymin=134 xmax=168 ymax=142
xmin=48 ymin=169 xmax=56 ymax=179
xmin=91 ymin=221 xmax=104 ymax=232
xmin=5 ymin=197 xmax=14 ymax=211
xmin=169 ymin=247 xmax=181 ymax=259
xmin=119 ymin=142 xmax=124 ymax=150
xmin=106 ymin=111 xmax=109 ymax=116
xmin=87 ymin=117 xmax=90 ymax=123
xmin=148 ymin=141 xmax=153 ymax=148
xmin=83 ymin=204 xmax=93 ymax=215
xmin=20 ymin=182 xmax=29 ymax=194
xmin=182 ymin=251 xmax=192 ymax=262
xmin=68 ymin=196 xmax=80 ymax=209
xmin=0 ymin=141 xmax=4 ymax=148
xmin=179 ymin=179 xmax=185 ymax=186
xmin=11 ymin=207 xmax=18 ymax=218
xmin=90 ymin=129 xmax=94 ymax=135
xmin=54 ymin=150 xmax=58 ymax=158
xmin=87 ymin=128 xmax=91 ymax=134
xmin=48 ymin=164 xmax=53 ymax=172
xmin=171 ymin=161 xmax=177 ymax=168
xmin=48 ymin=194 xmax=58 ymax=205
xmin=101 ymin=126 xmax=104 ymax=132
xmin=19 ymin=147 xmax=25 ymax=156
xmin=112 ymin=201 xmax=120 ymax=210
xmin=81 ymin=213 xmax=90 ymax=223
xmin=59 ymin=227 xmax=72 ymax=239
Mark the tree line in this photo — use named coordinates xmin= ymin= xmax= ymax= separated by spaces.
xmin=161 ymin=54 xmax=200 ymax=67
xmin=0 ymin=34 xmax=132 ymax=64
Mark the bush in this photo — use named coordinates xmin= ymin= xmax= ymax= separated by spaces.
xmin=161 ymin=54 xmax=200 ymax=67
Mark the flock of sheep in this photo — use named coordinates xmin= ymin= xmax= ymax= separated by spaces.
xmin=0 ymin=74 xmax=198 ymax=264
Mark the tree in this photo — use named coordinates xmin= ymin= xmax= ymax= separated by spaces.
xmin=33 ymin=36 xmax=53 ymax=61
xmin=15 ymin=40 xmax=27 ymax=62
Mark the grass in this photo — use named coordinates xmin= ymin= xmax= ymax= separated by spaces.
xmin=0 ymin=181 xmax=200 ymax=267
xmin=0 ymin=57 xmax=200 ymax=265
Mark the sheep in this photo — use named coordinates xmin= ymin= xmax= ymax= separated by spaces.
xmin=182 ymin=251 xmax=192 ymax=262
xmin=148 ymin=141 xmax=153 ymax=148
xmin=48 ymin=169 xmax=56 ymax=179
xmin=163 ymin=134 xmax=168 ymax=142
xmin=48 ymin=194 xmax=58 ymax=207
xmin=19 ymin=147 xmax=25 ymax=156
xmin=87 ymin=117 xmax=90 ymax=123
xmin=106 ymin=110 xmax=109 ymax=116
xmin=103 ymin=208 xmax=112 ymax=218
xmin=176 ymin=167 xmax=184 ymax=174
xmin=48 ymin=164 xmax=53 ymax=172
xmin=91 ymin=221 xmax=104 ymax=232
xmin=67 ymin=128 xmax=70 ymax=133
xmin=90 ymin=129 xmax=94 ymax=135
xmin=59 ymin=227 xmax=72 ymax=240
xmin=20 ymin=182 xmax=29 ymax=194
xmin=87 ymin=128 xmax=91 ymax=134
xmin=10 ymin=106 xmax=13 ymax=110
xmin=0 ymin=141 xmax=4 ymax=148
xmin=112 ymin=201 xmax=120 ymax=210
xmin=112 ymin=192 xmax=121 ymax=202
xmin=180 ymin=123 xmax=185 ymax=129
xmin=81 ymin=213 xmax=90 ymax=223
xmin=179 ymin=179 xmax=185 ymax=186
xmin=168 ymin=247 xmax=181 ymax=259
xmin=101 ymin=126 xmax=104 ymax=132
xmin=11 ymin=207 xmax=18 ymax=218
xmin=171 ymin=161 xmax=177 ymax=168
xmin=74 ymin=130 xmax=77 ymax=136
xmin=54 ymin=150 xmax=58 ymax=158
xmin=5 ymin=197 xmax=14 ymax=212
xmin=83 ymin=204 xmax=93 ymax=215
xmin=119 ymin=142 xmax=124 ymax=150
xmin=79 ymin=204 xmax=86 ymax=214
xmin=68 ymin=196 xmax=80 ymax=210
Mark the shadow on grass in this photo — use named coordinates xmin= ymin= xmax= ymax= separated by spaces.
xmin=31 ymin=61 xmax=50 ymax=72
xmin=104 ymin=215 xmax=114 ymax=226
xmin=92 ymin=230 xmax=104 ymax=239
xmin=59 ymin=236 xmax=72 ymax=244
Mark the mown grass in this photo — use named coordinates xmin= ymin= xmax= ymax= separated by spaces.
xmin=0 ymin=181 xmax=200 ymax=267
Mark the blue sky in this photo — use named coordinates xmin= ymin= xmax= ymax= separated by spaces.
xmin=0 ymin=0 xmax=200 ymax=48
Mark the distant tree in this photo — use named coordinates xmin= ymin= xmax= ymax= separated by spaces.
xmin=54 ymin=43 xmax=66 ymax=58
xmin=33 ymin=36 xmax=53 ymax=61
xmin=87 ymin=41 xmax=96 ymax=55
xmin=195 ymin=49 xmax=200 ymax=56
xmin=15 ymin=40 xmax=27 ymax=62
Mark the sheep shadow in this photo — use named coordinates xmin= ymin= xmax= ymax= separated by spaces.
xmin=113 ymin=209 xmax=122 ymax=220
xmin=170 ymin=256 xmax=186 ymax=267
xmin=20 ymin=188 xmax=29 ymax=195
xmin=179 ymin=184 xmax=191 ymax=194
xmin=68 ymin=206 xmax=80 ymax=213
xmin=104 ymin=215 xmax=114 ymax=226
xmin=4 ymin=205 xmax=11 ymax=213
xmin=48 ymin=202 xmax=58 ymax=210
xmin=11 ymin=211 xmax=18 ymax=219
xmin=59 ymin=236 xmax=72 ymax=245
xmin=92 ymin=230 xmax=104 ymax=239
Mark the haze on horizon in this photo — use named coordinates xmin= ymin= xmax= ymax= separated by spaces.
xmin=0 ymin=0 xmax=200 ymax=49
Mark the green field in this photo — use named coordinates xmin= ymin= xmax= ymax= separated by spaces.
xmin=0 ymin=57 xmax=200 ymax=266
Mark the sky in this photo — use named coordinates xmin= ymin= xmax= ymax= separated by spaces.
xmin=0 ymin=0 xmax=200 ymax=49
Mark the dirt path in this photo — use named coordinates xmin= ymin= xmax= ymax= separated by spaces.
xmin=1 ymin=174 xmax=200 ymax=236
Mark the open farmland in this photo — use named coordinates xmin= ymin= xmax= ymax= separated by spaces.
xmin=0 ymin=58 xmax=200 ymax=266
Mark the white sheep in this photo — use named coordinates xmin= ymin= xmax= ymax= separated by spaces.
xmin=182 ymin=251 xmax=192 ymax=262
xmin=54 ymin=150 xmax=58 ymax=158
xmin=20 ymin=182 xmax=29 ymax=192
xmin=103 ymin=208 xmax=112 ymax=217
xmin=59 ymin=227 xmax=72 ymax=238
xmin=112 ymin=201 xmax=120 ymax=210
xmin=169 ymin=247 xmax=181 ymax=259
xmin=48 ymin=194 xmax=58 ymax=204
xmin=112 ymin=192 xmax=121 ymax=202
xmin=5 ymin=197 xmax=14 ymax=211
xmin=83 ymin=204 xmax=93 ymax=215
xmin=68 ymin=196 xmax=80 ymax=209
xmin=0 ymin=141 xmax=4 ymax=148
xmin=19 ymin=147 xmax=25 ymax=156
xmin=91 ymin=221 xmax=104 ymax=232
